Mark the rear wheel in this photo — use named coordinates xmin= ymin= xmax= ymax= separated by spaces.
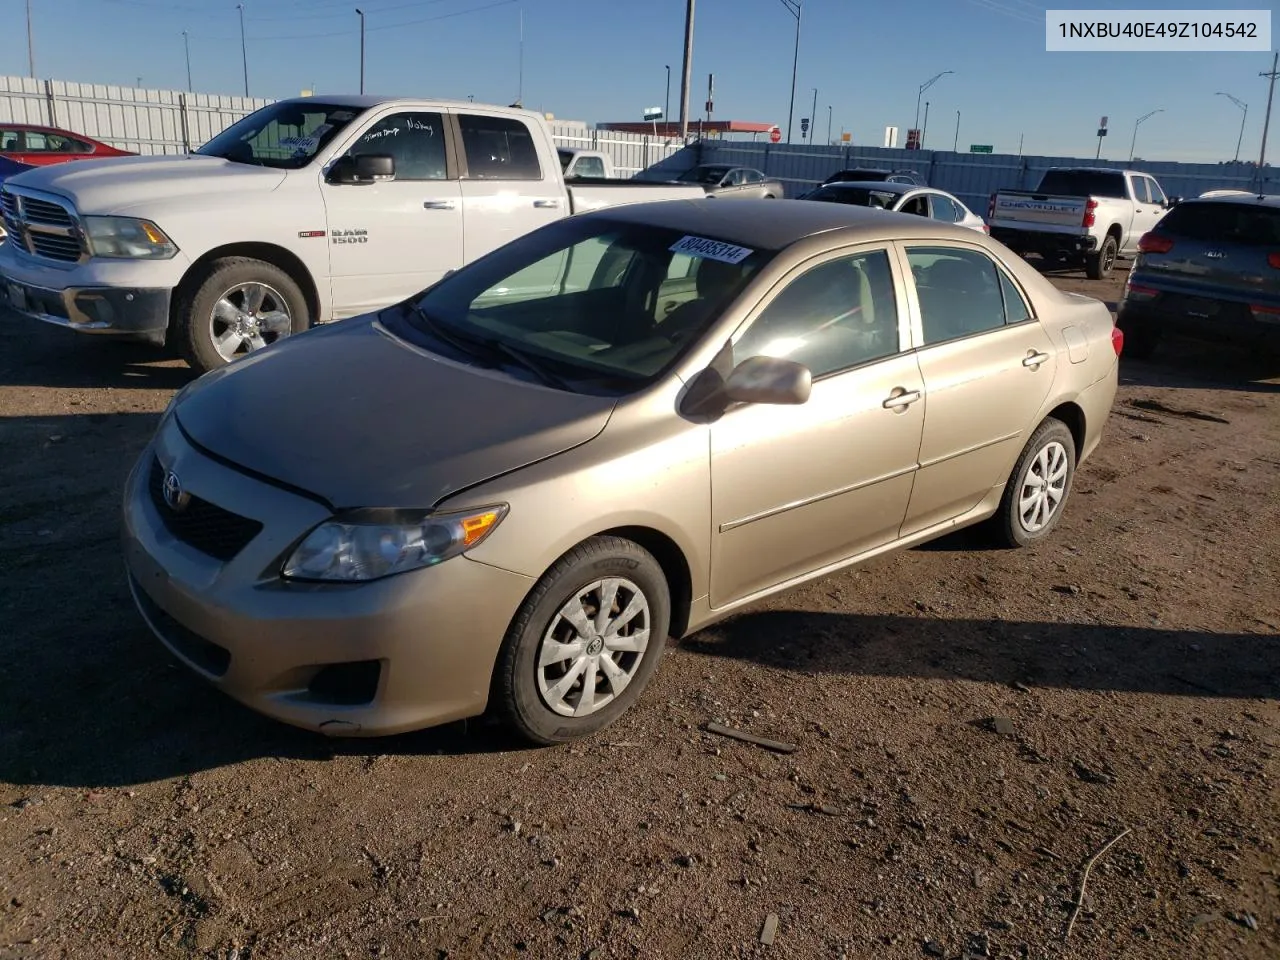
xmin=175 ymin=257 xmax=309 ymax=374
xmin=494 ymin=536 xmax=670 ymax=745
xmin=991 ymin=418 xmax=1077 ymax=548
xmin=1086 ymin=235 xmax=1118 ymax=280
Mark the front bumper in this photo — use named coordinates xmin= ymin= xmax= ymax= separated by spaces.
xmin=121 ymin=416 xmax=535 ymax=737
xmin=0 ymin=242 xmax=180 ymax=338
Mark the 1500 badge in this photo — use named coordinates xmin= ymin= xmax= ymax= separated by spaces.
xmin=331 ymin=229 xmax=369 ymax=245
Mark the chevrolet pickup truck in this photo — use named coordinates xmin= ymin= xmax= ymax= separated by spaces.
xmin=0 ymin=96 xmax=707 ymax=373
xmin=987 ymin=167 xmax=1177 ymax=280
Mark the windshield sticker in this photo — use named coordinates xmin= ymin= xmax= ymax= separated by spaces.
xmin=669 ymin=235 xmax=755 ymax=264
xmin=280 ymin=135 xmax=319 ymax=150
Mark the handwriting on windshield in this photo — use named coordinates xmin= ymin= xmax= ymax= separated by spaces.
xmin=405 ymin=118 xmax=435 ymax=135
xmin=361 ymin=127 xmax=401 ymax=142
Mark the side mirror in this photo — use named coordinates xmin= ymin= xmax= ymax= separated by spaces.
xmin=723 ymin=355 xmax=812 ymax=405
xmin=1166 ymin=196 xmax=1181 ymax=207
xmin=328 ymin=153 xmax=395 ymax=184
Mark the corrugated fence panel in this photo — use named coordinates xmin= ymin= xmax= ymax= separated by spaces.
xmin=697 ymin=141 xmax=1272 ymax=207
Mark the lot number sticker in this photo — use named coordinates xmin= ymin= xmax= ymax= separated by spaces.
xmin=669 ymin=235 xmax=755 ymax=264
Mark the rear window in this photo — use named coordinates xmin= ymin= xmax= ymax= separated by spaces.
xmin=1035 ymin=170 xmax=1127 ymax=198
xmin=809 ymin=186 xmax=898 ymax=208
xmin=1156 ymin=201 xmax=1280 ymax=246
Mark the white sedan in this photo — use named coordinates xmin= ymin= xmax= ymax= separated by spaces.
xmin=800 ymin=181 xmax=989 ymax=234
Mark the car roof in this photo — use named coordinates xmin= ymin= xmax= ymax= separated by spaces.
xmin=2 ymin=123 xmax=89 ymax=135
xmin=815 ymin=180 xmax=917 ymax=195
xmin=1176 ymin=193 xmax=1280 ymax=208
xmin=584 ymin=197 xmax=977 ymax=250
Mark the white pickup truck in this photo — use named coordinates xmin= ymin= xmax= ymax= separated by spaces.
xmin=557 ymin=148 xmax=617 ymax=179
xmin=988 ymin=167 xmax=1177 ymax=280
xmin=0 ymin=96 xmax=706 ymax=372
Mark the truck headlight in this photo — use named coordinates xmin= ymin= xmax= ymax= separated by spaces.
xmin=83 ymin=216 xmax=178 ymax=259
xmin=281 ymin=505 xmax=508 ymax=582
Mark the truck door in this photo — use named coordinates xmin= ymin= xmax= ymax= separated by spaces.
xmin=320 ymin=110 xmax=463 ymax=319
xmin=454 ymin=110 xmax=565 ymax=262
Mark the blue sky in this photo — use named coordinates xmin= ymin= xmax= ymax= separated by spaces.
xmin=2 ymin=0 xmax=1278 ymax=162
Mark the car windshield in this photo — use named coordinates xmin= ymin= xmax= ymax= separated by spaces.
xmin=678 ymin=165 xmax=731 ymax=184
xmin=1156 ymin=201 xmax=1280 ymax=246
xmin=1036 ymin=170 xmax=1127 ymax=198
xmin=396 ymin=216 xmax=776 ymax=394
xmin=807 ymin=186 xmax=900 ymax=209
xmin=196 ymin=102 xmax=366 ymax=168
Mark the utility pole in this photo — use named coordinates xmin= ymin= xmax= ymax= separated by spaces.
xmin=665 ymin=65 xmax=671 ymax=127
xmin=780 ymin=0 xmax=801 ymax=144
xmin=678 ymin=0 xmax=695 ymax=140
xmin=237 ymin=3 xmax=249 ymax=98
xmin=517 ymin=5 xmax=524 ymax=107
xmin=356 ymin=8 xmax=365 ymax=94
xmin=827 ymin=104 xmax=832 ymax=144
xmin=26 ymin=0 xmax=36 ymax=78
xmin=1259 ymin=51 xmax=1279 ymax=182
xmin=1018 ymin=132 xmax=1024 ymax=157
xmin=182 ymin=30 xmax=192 ymax=92
xmin=808 ymin=88 xmax=817 ymax=142
xmin=953 ymin=109 xmax=960 ymax=151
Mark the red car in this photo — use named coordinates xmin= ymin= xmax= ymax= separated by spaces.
xmin=0 ymin=123 xmax=135 ymax=166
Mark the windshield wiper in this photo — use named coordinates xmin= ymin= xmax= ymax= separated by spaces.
xmin=407 ymin=304 xmax=572 ymax=390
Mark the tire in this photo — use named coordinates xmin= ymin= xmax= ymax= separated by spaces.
xmin=991 ymin=418 xmax=1077 ymax=548
xmin=1086 ymin=235 xmax=1118 ymax=280
xmin=175 ymin=257 xmax=309 ymax=374
xmin=494 ymin=536 xmax=671 ymax=745
xmin=1117 ymin=316 xmax=1162 ymax=359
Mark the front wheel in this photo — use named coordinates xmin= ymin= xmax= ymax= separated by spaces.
xmin=991 ymin=418 xmax=1077 ymax=548
xmin=175 ymin=257 xmax=309 ymax=374
xmin=494 ymin=536 xmax=670 ymax=745
xmin=1086 ymin=235 xmax=1118 ymax=280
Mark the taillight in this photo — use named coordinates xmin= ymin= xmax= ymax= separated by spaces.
xmin=1081 ymin=198 xmax=1098 ymax=228
xmin=1111 ymin=325 xmax=1124 ymax=356
xmin=1267 ymin=253 xmax=1280 ymax=269
xmin=1138 ymin=233 xmax=1174 ymax=254
xmin=1249 ymin=304 xmax=1280 ymax=321
xmin=1124 ymin=282 xmax=1160 ymax=301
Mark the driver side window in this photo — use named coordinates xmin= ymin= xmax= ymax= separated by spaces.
xmin=899 ymin=195 xmax=929 ymax=217
xmin=345 ymin=112 xmax=448 ymax=180
xmin=733 ymin=250 xmax=901 ymax=379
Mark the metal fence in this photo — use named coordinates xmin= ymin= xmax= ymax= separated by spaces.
xmin=691 ymin=141 xmax=1273 ymax=209
xmin=0 ymin=75 xmax=680 ymax=175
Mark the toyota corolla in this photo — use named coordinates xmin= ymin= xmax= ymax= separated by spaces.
xmin=123 ymin=199 xmax=1121 ymax=744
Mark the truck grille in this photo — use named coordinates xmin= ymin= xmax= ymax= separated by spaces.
xmin=0 ymin=186 xmax=86 ymax=263
xmin=147 ymin=457 xmax=265 ymax=562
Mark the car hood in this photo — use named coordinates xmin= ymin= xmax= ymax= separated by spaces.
xmin=173 ymin=317 xmax=617 ymax=510
xmin=6 ymin=154 xmax=286 ymax=215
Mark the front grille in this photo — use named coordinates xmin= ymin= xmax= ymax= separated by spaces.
xmin=1 ymin=187 xmax=85 ymax=263
xmin=20 ymin=195 xmax=74 ymax=226
xmin=29 ymin=232 xmax=83 ymax=262
xmin=148 ymin=458 xmax=264 ymax=562
xmin=131 ymin=575 xmax=232 ymax=677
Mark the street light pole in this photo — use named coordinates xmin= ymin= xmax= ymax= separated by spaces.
xmin=1260 ymin=52 xmax=1280 ymax=178
xmin=827 ymin=104 xmax=832 ymax=144
xmin=1129 ymin=108 xmax=1163 ymax=161
xmin=182 ymin=30 xmax=192 ymax=92
xmin=953 ymin=109 xmax=960 ymax=152
xmin=915 ymin=70 xmax=952 ymax=133
xmin=237 ymin=3 xmax=249 ymax=98
xmin=809 ymin=87 xmax=817 ymax=142
xmin=26 ymin=0 xmax=36 ymax=78
xmin=517 ymin=5 xmax=524 ymax=107
xmin=779 ymin=0 xmax=801 ymax=144
xmin=665 ymin=65 xmax=671 ymax=126
xmin=678 ymin=0 xmax=695 ymax=140
xmin=922 ymin=100 xmax=930 ymax=147
xmin=356 ymin=8 xmax=365 ymax=94
xmin=1215 ymin=92 xmax=1247 ymax=163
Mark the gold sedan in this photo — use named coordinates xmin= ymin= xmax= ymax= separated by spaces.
xmin=122 ymin=199 xmax=1122 ymax=744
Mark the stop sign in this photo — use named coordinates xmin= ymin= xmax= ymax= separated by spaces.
xmin=769 ymin=127 xmax=781 ymax=143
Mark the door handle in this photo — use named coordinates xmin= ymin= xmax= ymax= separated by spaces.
xmin=423 ymin=200 xmax=456 ymax=210
xmin=882 ymin=388 xmax=922 ymax=410
xmin=1023 ymin=351 xmax=1051 ymax=369
xmin=533 ymin=198 xmax=561 ymax=209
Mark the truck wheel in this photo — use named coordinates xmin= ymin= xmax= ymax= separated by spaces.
xmin=176 ymin=258 xmax=308 ymax=374
xmin=1086 ymin=235 xmax=1118 ymax=280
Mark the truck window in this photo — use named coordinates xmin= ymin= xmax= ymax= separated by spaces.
xmin=345 ymin=112 xmax=448 ymax=180
xmin=1130 ymin=177 xmax=1151 ymax=204
xmin=458 ymin=114 xmax=542 ymax=180
xmin=0 ymin=129 xmax=17 ymax=151
xmin=1035 ymin=170 xmax=1127 ymax=199
xmin=1144 ymin=177 xmax=1166 ymax=206
xmin=575 ymin=156 xmax=606 ymax=178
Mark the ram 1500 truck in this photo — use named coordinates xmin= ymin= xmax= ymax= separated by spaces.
xmin=0 ymin=96 xmax=707 ymax=373
xmin=987 ymin=167 xmax=1177 ymax=280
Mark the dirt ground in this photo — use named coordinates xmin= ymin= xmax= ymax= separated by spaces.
xmin=0 ymin=262 xmax=1277 ymax=960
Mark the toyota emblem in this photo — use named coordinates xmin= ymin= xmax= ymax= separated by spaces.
xmin=162 ymin=470 xmax=189 ymax=511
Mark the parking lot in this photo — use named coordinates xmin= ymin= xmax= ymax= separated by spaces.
xmin=0 ymin=264 xmax=1276 ymax=960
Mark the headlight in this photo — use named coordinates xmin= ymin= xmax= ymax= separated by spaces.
xmin=282 ymin=505 xmax=508 ymax=582
xmin=83 ymin=216 xmax=178 ymax=259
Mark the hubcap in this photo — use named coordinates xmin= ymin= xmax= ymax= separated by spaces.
xmin=209 ymin=281 xmax=292 ymax=362
xmin=1018 ymin=440 xmax=1069 ymax=533
xmin=536 ymin=577 xmax=650 ymax=718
